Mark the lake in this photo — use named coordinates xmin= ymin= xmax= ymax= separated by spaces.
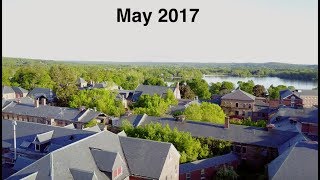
xmin=167 ymin=76 xmax=318 ymax=90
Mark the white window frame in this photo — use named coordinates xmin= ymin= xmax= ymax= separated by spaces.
xmin=35 ymin=144 xmax=40 ymax=151
xmin=186 ymin=173 xmax=191 ymax=180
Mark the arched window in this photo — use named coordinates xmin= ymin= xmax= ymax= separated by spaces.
xmin=236 ymin=103 xmax=239 ymax=107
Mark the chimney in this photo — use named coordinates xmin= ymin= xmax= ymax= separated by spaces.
xmin=94 ymin=107 xmax=97 ymax=112
xmin=17 ymin=98 xmax=21 ymax=104
xmin=34 ymin=99 xmax=39 ymax=108
xmin=12 ymin=120 xmax=17 ymax=161
xmin=41 ymin=98 xmax=46 ymax=106
xmin=224 ymin=117 xmax=230 ymax=128
xmin=266 ymin=124 xmax=275 ymax=131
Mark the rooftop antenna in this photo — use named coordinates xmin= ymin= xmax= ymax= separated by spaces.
xmin=12 ymin=120 xmax=17 ymax=161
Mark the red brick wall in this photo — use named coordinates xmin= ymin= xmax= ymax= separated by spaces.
xmin=301 ymin=123 xmax=318 ymax=136
xmin=179 ymin=161 xmax=239 ymax=180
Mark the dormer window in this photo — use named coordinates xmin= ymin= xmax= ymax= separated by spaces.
xmin=35 ymin=144 xmax=40 ymax=151
xmin=69 ymin=135 xmax=75 ymax=141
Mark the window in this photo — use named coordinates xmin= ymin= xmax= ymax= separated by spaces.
xmin=235 ymin=145 xmax=241 ymax=153
xmin=113 ymin=166 xmax=122 ymax=178
xmin=243 ymin=104 xmax=246 ymax=108
xmin=242 ymin=111 xmax=245 ymax=116
xmin=35 ymin=144 xmax=40 ymax=151
xmin=186 ymin=173 xmax=191 ymax=180
xmin=236 ymin=103 xmax=239 ymax=107
xmin=248 ymin=104 xmax=252 ymax=108
xmin=242 ymin=146 xmax=247 ymax=154
xmin=201 ymin=169 xmax=205 ymax=179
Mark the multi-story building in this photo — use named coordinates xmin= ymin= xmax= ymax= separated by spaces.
xmin=279 ymin=89 xmax=318 ymax=108
xmin=6 ymin=126 xmax=180 ymax=180
xmin=2 ymin=99 xmax=108 ymax=129
xmin=220 ymin=89 xmax=269 ymax=120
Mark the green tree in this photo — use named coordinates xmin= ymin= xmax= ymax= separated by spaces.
xmin=179 ymin=83 xmax=196 ymax=99
xmin=187 ymin=78 xmax=211 ymax=99
xmin=165 ymin=89 xmax=178 ymax=105
xmin=268 ymin=85 xmax=290 ymax=99
xmin=69 ymin=89 xmax=125 ymax=117
xmin=253 ymin=85 xmax=266 ymax=97
xmin=184 ymin=102 xmax=226 ymax=124
xmin=216 ymin=165 xmax=239 ymax=180
xmin=143 ymin=77 xmax=167 ymax=86
xmin=50 ymin=65 xmax=78 ymax=106
xmin=209 ymin=82 xmax=222 ymax=95
xmin=121 ymin=121 xmax=210 ymax=163
xmin=133 ymin=94 xmax=170 ymax=116
xmin=11 ymin=66 xmax=54 ymax=90
xmin=237 ymin=80 xmax=255 ymax=94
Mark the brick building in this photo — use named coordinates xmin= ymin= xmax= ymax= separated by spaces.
xmin=220 ymin=89 xmax=269 ymax=121
xmin=279 ymin=89 xmax=318 ymax=108
xmin=2 ymin=99 xmax=108 ymax=129
xmin=179 ymin=153 xmax=240 ymax=180
xmin=7 ymin=129 xmax=180 ymax=180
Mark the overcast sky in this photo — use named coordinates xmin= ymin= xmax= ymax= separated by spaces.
xmin=2 ymin=0 xmax=318 ymax=64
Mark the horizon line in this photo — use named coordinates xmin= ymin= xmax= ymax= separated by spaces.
xmin=2 ymin=56 xmax=318 ymax=66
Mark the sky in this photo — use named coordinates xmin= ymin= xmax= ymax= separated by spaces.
xmin=2 ymin=0 xmax=318 ymax=64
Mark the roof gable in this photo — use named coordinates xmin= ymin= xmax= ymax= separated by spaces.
xmin=221 ymin=89 xmax=255 ymax=101
xmin=268 ymin=141 xmax=318 ymax=180
xmin=35 ymin=130 xmax=54 ymax=143
xmin=119 ymin=136 xmax=171 ymax=179
xmin=90 ymin=148 xmax=123 ymax=172
xmin=69 ymin=168 xmax=97 ymax=180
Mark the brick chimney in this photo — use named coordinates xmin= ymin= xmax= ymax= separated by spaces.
xmin=34 ymin=99 xmax=39 ymax=108
xmin=224 ymin=116 xmax=230 ymax=128
xmin=266 ymin=124 xmax=275 ymax=131
xmin=41 ymin=98 xmax=46 ymax=106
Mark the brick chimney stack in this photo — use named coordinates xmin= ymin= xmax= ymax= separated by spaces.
xmin=41 ymin=98 xmax=46 ymax=106
xmin=34 ymin=99 xmax=39 ymax=108
xmin=224 ymin=116 xmax=230 ymax=128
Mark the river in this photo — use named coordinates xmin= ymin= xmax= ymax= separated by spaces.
xmin=167 ymin=76 xmax=318 ymax=90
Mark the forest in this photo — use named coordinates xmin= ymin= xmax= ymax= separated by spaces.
xmin=2 ymin=57 xmax=317 ymax=118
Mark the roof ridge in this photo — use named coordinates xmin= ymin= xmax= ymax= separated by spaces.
xmin=271 ymin=142 xmax=297 ymax=179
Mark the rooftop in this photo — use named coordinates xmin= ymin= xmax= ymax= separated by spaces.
xmin=7 ymin=130 xmax=177 ymax=180
xmin=268 ymin=141 xmax=318 ymax=180
xmin=2 ymin=101 xmax=104 ymax=123
xmin=137 ymin=116 xmax=303 ymax=148
xmin=179 ymin=153 xmax=239 ymax=174
xmin=221 ymin=89 xmax=256 ymax=101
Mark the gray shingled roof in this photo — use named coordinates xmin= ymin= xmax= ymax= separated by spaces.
xmin=12 ymin=156 xmax=36 ymax=172
xmin=27 ymin=88 xmax=56 ymax=101
xmin=7 ymin=131 xmax=130 ymax=180
xmin=2 ymin=102 xmax=103 ymax=123
xmin=279 ymin=89 xmax=294 ymax=99
xmin=2 ymin=86 xmax=15 ymax=94
xmin=90 ymin=149 xmax=123 ymax=172
xmin=35 ymin=130 xmax=54 ymax=143
xmin=271 ymin=107 xmax=318 ymax=124
xmin=221 ymin=89 xmax=256 ymax=101
xmin=179 ymin=153 xmax=239 ymax=174
xmin=8 ymin=130 xmax=175 ymax=180
xmin=69 ymin=168 xmax=97 ymax=180
xmin=12 ymin=87 xmax=28 ymax=94
xmin=294 ymin=89 xmax=318 ymax=97
xmin=119 ymin=136 xmax=172 ymax=178
xmin=139 ymin=116 xmax=303 ymax=148
xmin=2 ymin=119 xmax=97 ymax=155
xmin=132 ymin=84 xmax=174 ymax=101
xmin=268 ymin=141 xmax=318 ymax=180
